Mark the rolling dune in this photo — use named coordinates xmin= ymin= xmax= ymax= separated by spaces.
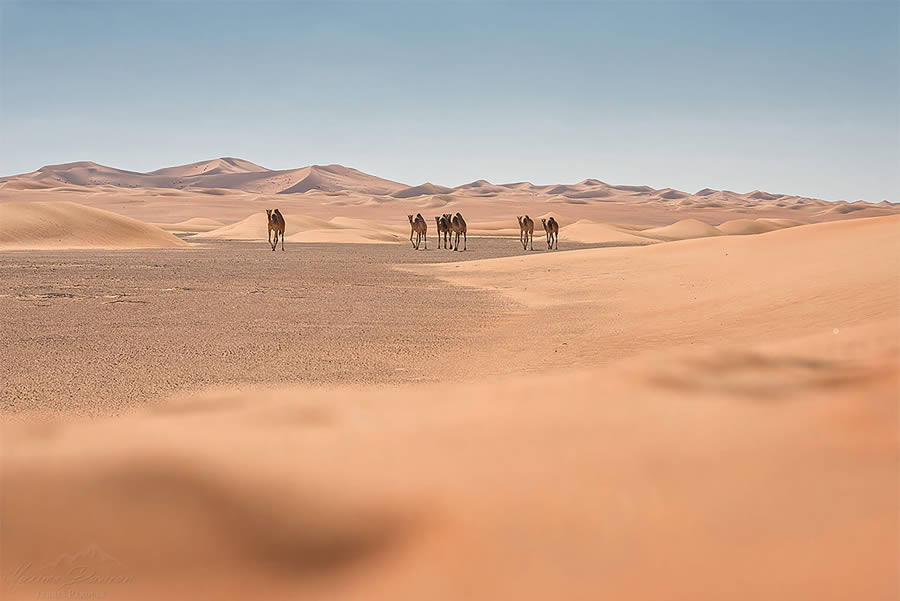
xmin=403 ymin=216 xmax=900 ymax=371
xmin=194 ymin=212 xmax=405 ymax=244
xmin=2 ymin=158 xmax=897 ymax=229
xmin=154 ymin=217 xmax=225 ymax=233
xmin=0 ymin=201 xmax=187 ymax=250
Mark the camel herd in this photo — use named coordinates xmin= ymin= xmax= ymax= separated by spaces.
xmin=516 ymin=215 xmax=558 ymax=250
xmin=409 ymin=212 xmax=468 ymax=251
xmin=409 ymin=212 xmax=558 ymax=252
xmin=266 ymin=209 xmax=558 ymax=252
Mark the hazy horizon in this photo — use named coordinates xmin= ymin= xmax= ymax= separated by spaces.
xmin=2 ymin=0 xmax=897 ymax=202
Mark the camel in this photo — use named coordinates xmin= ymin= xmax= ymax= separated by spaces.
xmin=442 ymin=213 xmax=455 ymax=249
xmin=266 ymin=209 xmax=286 ymax=251
xmin=408 ymin=214 xmax=427 ymax=250
xmin=541 ymin=216 xmax=559 ymax=250
xmin=435 ymin=215 xmax=450 ymax=249
xmin=517 ymin=215 xmax=534 ymax=250
xmin=450 ymin=212 xmax=467 ymax=251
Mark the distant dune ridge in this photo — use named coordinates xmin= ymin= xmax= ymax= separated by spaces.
xmin=1 ymin=158 xmax=897 ymax=247
xmin=0 ymin=159 xmax=407 ymax=196
xmin=2 ymin=157 xmax=896 ymax=210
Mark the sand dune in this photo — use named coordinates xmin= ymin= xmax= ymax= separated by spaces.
xmin=560 ymin=220 xmax=660 ymax=245
xmin=193 ymin=212 xmax=331 ymax=239
xmin=1 ymin=160 xmax=407 ymax=196
xmin=400 ymin=215 xmax=900 ymax=411
xmin=278 ymin=165 xmax=406 ymax=195
xmin=402 ymin=215 xmax=899 ymax=380
xmin=390 ymin=182 xmax=456 ymax=198
xmin=194 ymin=212 xmax=405 ymax=244
xmin=640 ymin=218 xmax=723 ymax=241
xmin=556 ymin=216 xmax=803 ymax=244
xmin=717 ymin=217 xmax=805 ymax=235
xmin=155 ymin=217 xmax=225 ymax=233
xmin=3 ymin=158 xmax=898 ymax=229
xmin=0 ymin=201 xmax=188 ymax=250
xmin=408 ymin=216 xmax=899 ymax=310
xmin=146 ymin=157 xmax=268 ymax=177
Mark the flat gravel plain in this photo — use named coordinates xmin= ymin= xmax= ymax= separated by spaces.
xmin=0 ymin=238 xmax=593 ymax=416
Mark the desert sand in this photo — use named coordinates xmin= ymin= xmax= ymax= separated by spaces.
xmin=0 ymin=160 xmax=897 ymax=600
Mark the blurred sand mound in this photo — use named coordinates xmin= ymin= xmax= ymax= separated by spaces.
xmin=2 ymin=343 xmax=896 ymax=601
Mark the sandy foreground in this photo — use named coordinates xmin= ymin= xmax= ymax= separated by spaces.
xmin=0 ymin=195 xmax=898 ymax=599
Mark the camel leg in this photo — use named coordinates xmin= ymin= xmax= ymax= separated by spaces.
xmin=463 ymin=232 xmax=467 ymax=251
xmin=281 ymin=230 xmax=285 ymax=251
xmin=271 ymin=232 xmax=277 ymax=251
xmin=423 ymin=232 xmax=427 ymax=250
xmin=268 ymin=229 xmax=272 ymax=248
xmin=554 ymin=233 xmax=558 ymax=250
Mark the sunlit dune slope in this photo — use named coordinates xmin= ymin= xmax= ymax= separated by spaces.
xmin=0 ymin=201 xmax=188 ymax=250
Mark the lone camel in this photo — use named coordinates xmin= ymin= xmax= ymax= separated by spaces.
xmin=541 ymin=216 xmax=559 ymax=250
xmin=517 ymin=215 xmax=534 ymax=251
xmin=266 ymin=209 xmax=285 ymax=251
xmin=408 ymin=214 xmax=428 ymax=250
xmin=435 ymin=215 xmax=450 ymax=249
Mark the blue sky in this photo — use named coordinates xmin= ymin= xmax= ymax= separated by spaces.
xmin=1 ymin=1 xmax=897 ymax=201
